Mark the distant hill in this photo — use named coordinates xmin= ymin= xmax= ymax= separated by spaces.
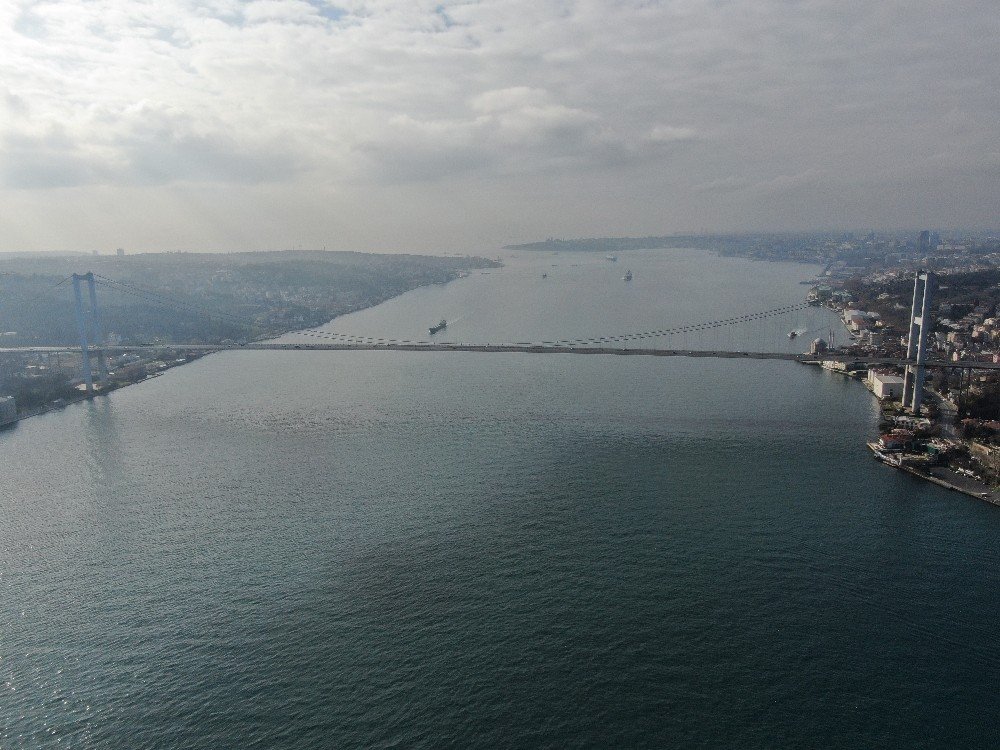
xmin=0 ymin=250 xmax=497 ymax=346
xmin=504 ymin=236 xmax=700 ymax=253
xmin=503 ymin=233 xmax=855 ymax=265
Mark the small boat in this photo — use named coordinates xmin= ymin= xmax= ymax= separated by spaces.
xmin=429 ymin=320 xmax=447 ymax=335
xmin=606 ymin=255 xmax=618 ymax=262
xmin=788 ymin=330 xmax=798 ymax=339
xmin=622 ymin=269 xmax=633 ymax=281
xmin=541 ymin=273 xmax=547 ymax=278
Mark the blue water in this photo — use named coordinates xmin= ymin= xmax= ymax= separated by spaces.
xmin=3 ymin=249 xmax=1000 ymax=748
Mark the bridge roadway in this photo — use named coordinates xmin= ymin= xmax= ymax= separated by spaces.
xmin=2 ymin=342 xmax=998 ymax=370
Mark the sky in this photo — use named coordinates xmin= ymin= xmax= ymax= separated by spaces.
xmin=1 ymin=0 xmax=998 ymax=254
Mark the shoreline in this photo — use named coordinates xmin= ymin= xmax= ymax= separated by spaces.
xmin=10 ymin=250 xmax=1000 ymax=513
xmin=898 ymin=462 xmax=999 ymax=506
xmin=803 ymin=360 xmax=1000 ymax=508
xmin=7 ymin=357 xmax=204 ymax=425
xmin=2 ymin=267 xmax=493 ymax=429
xmin=867 ymin=440 xmax=1000 ymax=506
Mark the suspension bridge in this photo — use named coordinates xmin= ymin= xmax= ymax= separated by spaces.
xmin=0 ymin=268 xmax=981 ymax=414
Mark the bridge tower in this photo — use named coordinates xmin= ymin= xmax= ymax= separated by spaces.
xmin=901 ymin=269 xmax=935 ymax=414
xmin=71 ymin=272 xmax=107 ymax=393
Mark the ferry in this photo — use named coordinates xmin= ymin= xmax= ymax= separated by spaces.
xmin=429 ymin=320 xmax=447 ymax=335
xmin=622 ymin=269 xmax=633 ymax=281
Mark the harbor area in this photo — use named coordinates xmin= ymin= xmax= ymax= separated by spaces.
xmin=807 ymin=358 xmax=1000 ymax=506
xmin=867 ymin=438 xmax=1000 ymax=505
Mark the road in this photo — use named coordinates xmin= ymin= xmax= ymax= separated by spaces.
xmin=927 ymin=389 xmax=959 ymax=438
xmin=3 ymin=341 xmax=1000 ymax=370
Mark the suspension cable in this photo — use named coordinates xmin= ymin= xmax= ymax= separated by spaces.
xmin=291 ymin=301 xmax=814 ymax=347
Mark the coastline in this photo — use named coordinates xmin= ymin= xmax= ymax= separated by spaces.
xmin=892 ymin=455 xmax=999 ymax=506
xmin=11 ymin=248 xmax=1000 ymax=512
xmin=2 ymin=267 xmax=491 ymax=429
xmin=802 ymin=356 xmax=1000 ymax=508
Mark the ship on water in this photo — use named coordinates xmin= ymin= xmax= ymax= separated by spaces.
xmin=622 ymin=269 xmax=633 ymax=281
xmin=429 ymin=319 xmax=447 ymax=335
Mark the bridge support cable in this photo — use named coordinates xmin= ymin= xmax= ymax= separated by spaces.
xmin=73 ymin=273 xmax=812 ymax=355
xmin=89 ymin=274 xmax=262 ymax=341
xmin=290 ymin=301 xmax=814 ymax=349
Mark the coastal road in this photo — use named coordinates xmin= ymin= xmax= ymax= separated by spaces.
xmin=927 ymin=389 xmax=959 ymax=438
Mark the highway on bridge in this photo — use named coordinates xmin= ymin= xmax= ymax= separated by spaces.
xmin=3 ymin=342 xmax=998 ymax=370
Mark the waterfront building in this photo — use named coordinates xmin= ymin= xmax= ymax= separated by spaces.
xmin=892 ymin=415 xmax=932 ymax=431
xmin=868 ymin=371 xmax=905 ymax=400
xmin=880 ymin=429 xmax=914 ymax=451
xmin=843 ymin=309 xmax=878 ymax=333
xmin=822 ymin=360 xmax=867 ymax=374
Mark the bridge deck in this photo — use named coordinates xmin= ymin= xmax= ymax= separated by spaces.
xmin=1 ymin=342 xmax=995 ymax=369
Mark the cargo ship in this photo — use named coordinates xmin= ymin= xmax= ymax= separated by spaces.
xmin=429 ymin=320 xmax=447 ymax=335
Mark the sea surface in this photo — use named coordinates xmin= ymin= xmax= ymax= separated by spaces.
xmin=3 ymin=249 xmax=1000 ymax=748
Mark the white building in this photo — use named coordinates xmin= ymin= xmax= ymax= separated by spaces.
xmin=868 ymin=371 xmax=904 ymax=400
xmin=843 ymin=309 xmax=878 ymax=333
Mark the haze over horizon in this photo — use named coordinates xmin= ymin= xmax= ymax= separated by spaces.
xmin=2 ymin=0 xmax=998 ymax=254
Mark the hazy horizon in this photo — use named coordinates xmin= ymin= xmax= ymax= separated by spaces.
xmin=5 ymin=226 xmax=999 ymax=259
xmin=2 ymin=0 xmax=998 ymax=254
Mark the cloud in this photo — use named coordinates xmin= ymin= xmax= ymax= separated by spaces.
xmin=354 ymin=86 xmax=649 ymax=182
xmin=0 ymin=0 xmax=998 ymax=250
xmin=0 ymin=97 xmax=301 ymax=188
xmin=695 ymin=176 xmax=751 ymax=194
xmin=753 ymin=170 xmax=826 ymax=196
xmin=648 ymin=126 xmax=697 ymax=144
xmin=0 ymin=130 xmax=113 ymax=189
xmin=470 ymin=87 xmax=550 ymax=114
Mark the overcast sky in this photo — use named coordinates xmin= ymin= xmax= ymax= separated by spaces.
xmin=1 ymin=0 xmax=997 ymax=253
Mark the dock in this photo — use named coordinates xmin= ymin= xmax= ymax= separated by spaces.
xmin=867 ymin=442 xmax=1000 ymax=507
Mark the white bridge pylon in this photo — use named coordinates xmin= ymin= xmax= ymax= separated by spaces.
xmin=901 ymin=270 xmax=935 ymax=415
